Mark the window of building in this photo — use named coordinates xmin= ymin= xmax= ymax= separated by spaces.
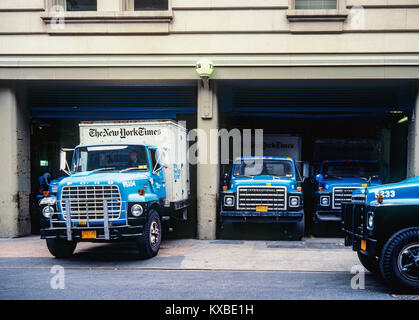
xmin=64 ymin=0 xmax=97 ymax=11
xmin=294 ymin=0 xmax=337 ymax=10
xmin=126 ymin=0 xmax=169 ymax=11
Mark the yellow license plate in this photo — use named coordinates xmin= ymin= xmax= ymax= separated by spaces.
xmin=256 ymin=206 xmax=268 ymax=212
xmin=361 ymin=239 xmax=367 ymax=251
xmin=82 ymin=230 xmax=97 ymax=239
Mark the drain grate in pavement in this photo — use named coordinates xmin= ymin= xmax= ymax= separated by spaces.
xmin=267 ymin=240 xmax=346 ymax=249
xmin=391 ymin=294 xmax=419 ymax=300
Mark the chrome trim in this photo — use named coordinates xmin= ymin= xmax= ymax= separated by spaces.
xmin=237 ymin=186 xmax=287 ymax=211
xmin=332 ymin=187 xmax=359 ymax=209
xmin=60 ymin=185 xmax=122 ymax=221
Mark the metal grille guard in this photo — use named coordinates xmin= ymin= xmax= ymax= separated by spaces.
xmin=49 ymin=200 xmax=128 ymax=241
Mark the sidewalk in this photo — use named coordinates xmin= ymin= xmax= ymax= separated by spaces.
xmin=0 ymin=236 xmax=359 ymax=272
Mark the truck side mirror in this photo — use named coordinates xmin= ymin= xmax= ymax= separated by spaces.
xmin=60 ymin=150 xmax=70 ymax=176
xmin=316 ymin=173 xmax=323 ymax=182
xmin=303 ymin=162 xmax=309 ymax=179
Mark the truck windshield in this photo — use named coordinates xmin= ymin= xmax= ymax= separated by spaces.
xmin=322 ymin=162 xmax=379 ymax=178
xmin=232 ymin=159 xmax=294 ymax=178
xmin=72 ymin=145 xmax=148 ymax=173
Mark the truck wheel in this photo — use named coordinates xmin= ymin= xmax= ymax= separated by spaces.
xmin=357 ymin=251 xmax=380 ymax=274
xmin=289 ymin=217 xmax=305 ymax=241
xmin=46 ymin=239 xmax=77 ymax=258
xmin=380 ymin=228 xmax=419 ymax=292
xmin=136 ymin=210 xmax=162 ymax=259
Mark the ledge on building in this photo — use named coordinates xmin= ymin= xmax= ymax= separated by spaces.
xmin=41 ymin=11 xmax=173 ymax=34
xmin=286 ymin=9 xmax=348 ymax=33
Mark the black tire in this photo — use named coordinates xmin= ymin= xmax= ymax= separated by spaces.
xmin=380 ymin=228 xmax=419 ymax=292
xmin=136 ymin=210 xmax=162 ymax=259
xmin=289 ymin=217 xmax=305 ymax=241
xmin=46 ymin=239 xmax=77 ymax=258
xmin=357 ymin=251 xmax=380 ymax=274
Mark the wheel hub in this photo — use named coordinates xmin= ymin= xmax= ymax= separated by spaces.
xmin=398 ymin=244 xmax=419 ymax=281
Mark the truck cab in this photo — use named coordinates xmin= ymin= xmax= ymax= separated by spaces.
xmin=342 ymin=177 xmax=419 ymax=292
xmin=220 ymin=156 xmax=307 ymax=240
xmin=39 ymin=120 xmax=189 ymax=259
xmin=314 ymin=160 xmax=382 ymax=222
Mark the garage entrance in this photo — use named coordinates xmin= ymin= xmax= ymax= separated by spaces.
xmin=218 ymin=79 xmax=417 ymax=237
xmin=28 ymin=84 xmax=198 ymax=236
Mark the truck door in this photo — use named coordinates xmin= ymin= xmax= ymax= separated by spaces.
xmin=148 ymin=148 xmax=166 ymax=199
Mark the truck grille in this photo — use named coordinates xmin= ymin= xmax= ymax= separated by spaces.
xmin=237 ymin=187 xmax=286 ymax=211
xmin=333 ymin=187 xmax=359 ymax=209
xmin=60 ymin=185 xmax=122 ymax=221
xmin=342 ymin=202 xmax=367 ymax=246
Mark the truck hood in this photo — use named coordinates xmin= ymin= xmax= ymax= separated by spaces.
xmin=362 ymin=176 xmax=419 ymax=205
xmin=230 ymin=176 xmax=298 ymax=191
xmin=59 ymin=171 xmax=151 ymax=186
xmin=319 ymin=177 xmax=381 ymax=190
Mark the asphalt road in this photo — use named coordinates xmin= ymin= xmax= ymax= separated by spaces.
xmin=0 ymin=267 xmax=397 ymax=300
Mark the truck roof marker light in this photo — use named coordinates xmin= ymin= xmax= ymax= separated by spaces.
xmin=138 ymin=189 xmax=145 ymax=196
xmin=377 ymin=195 xmax=384 ymax=204
xmin=318 ymin=187 xmax=323 ymax=191
xmin=222 ymin=186 xmax=228 ymax=191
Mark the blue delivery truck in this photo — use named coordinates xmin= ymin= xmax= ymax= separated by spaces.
xmin=39 ymin=120 xmax=189 ymax=259
xmin=220 ymin=156 xmax=309 ymax=240
xmin=314 ymin=160 xmax=382 ymax=222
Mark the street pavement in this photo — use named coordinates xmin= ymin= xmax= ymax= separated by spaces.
xmin=0 ymin=235 xmax=415 ymax=300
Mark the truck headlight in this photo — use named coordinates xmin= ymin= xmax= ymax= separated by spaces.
xmin=289 ymin=196 xmax=300 ymax=207
xmin=131 ymin=204 xmax=144 ymax=217
xmin=224 ymin=196 xmax=235 ymax=207
xmin=51 ymin=186 xmax=58 ymax=194
xmin=320 ymin=196 xmax=330 ymax=206
xmin=42 ymin=206 xmax=54 ymax=218
xmin=367 ymin=212 xmax=374 ymax=230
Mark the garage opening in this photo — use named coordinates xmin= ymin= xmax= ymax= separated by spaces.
xmin=218 ymin=79 xmax=417 ymax=238
xmin=28 ymin=84 xmax=198 ymax=236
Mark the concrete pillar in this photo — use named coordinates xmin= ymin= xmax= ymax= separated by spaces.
xmin=0 ymin=87 xmax=31 ymax=237
xmin=196 ymin=80 xmax=219 ymax=240
xmin=407 ymin=86 xmax=419 ymax=178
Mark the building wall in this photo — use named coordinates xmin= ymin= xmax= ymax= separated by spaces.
xmin=0 ymin=1 xmax=418 ymax=54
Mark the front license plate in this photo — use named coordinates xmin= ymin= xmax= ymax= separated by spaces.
xmin=256 ymin=206 xmax=268 ymax=212
xmin=360 ymin=239 xmax=367 ymax=251
xmin=82 ymin=230 xmax=97 ymax=239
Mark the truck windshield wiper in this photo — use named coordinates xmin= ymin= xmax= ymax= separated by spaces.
xmin=91 ymin=167 xmax=116 ymax=173
xmin=120 ymin=167 xmax=147 ymax=173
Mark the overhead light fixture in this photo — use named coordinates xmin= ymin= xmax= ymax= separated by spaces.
xmin=398 ymin=116 xmax=408 ymax=124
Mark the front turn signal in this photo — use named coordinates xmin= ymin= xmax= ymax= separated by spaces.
xmin=318 ymin=187 xmax=323 ymax=192
xmin=377 ymin=195 xmax=384 ymax=204
xmin=43 ymin=191 xmax=50 ymax=197
xmin=297 ymin=187 xmax=302 ymax=192
xmin=222 ymin=186 xmax=228 ymax=191
xmin=138 ymin=189 xmax=145 ymax=196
